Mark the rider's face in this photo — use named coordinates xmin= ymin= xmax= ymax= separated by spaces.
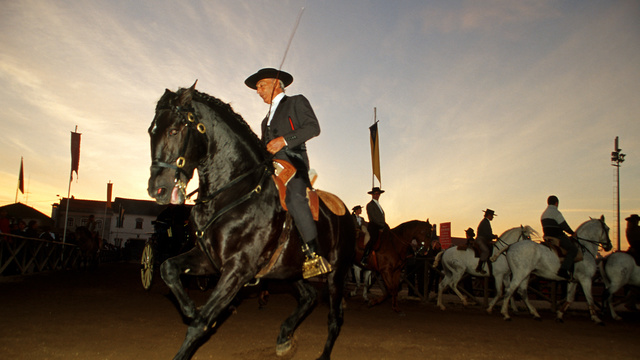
xmin=256 ymin=78 xmax=282 ymax=104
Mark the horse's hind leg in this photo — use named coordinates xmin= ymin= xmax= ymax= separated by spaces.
xmin=516 ymin=278 xmax=541 ymax=320
xmin=606 ymin=282 xmax=623 ymax=320
xmin=318 ymin=266 xmax=348 ymax=360
xmin=276 ymin=280 xmax=318 ymax=357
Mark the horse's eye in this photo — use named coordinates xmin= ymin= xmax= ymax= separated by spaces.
xmin=169 ymin=129 xmax=179 ymax=136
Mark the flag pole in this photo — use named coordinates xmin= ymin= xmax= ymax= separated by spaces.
xmin=62 ymin=171 xmax=72 ymax=245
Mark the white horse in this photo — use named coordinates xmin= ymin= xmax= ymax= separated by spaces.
xmin=498 ymin=216 xmax=612 ymax=324
xmin=599 ymin=251 xmax=640 ymax=320
xmin=350 ymin=222 xmax=376 ymax=300
xmin=435 ymin=226 xmax=536 ymax=312
xmin=350 ymin=265 xmax=374 ymax=301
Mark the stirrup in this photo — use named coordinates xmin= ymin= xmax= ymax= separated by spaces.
xmin=302 ymin=254 xmax=333 ymax=279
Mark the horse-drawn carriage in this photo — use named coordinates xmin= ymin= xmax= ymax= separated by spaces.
xmin=140 ymin=205 xmax=194 ymax=290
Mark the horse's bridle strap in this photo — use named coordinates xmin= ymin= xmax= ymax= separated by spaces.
xmin=194 ymin=164 xmax=271 ymax=238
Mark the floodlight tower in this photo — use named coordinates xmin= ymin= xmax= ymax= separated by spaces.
xmin=611 ymin=136 xmax=625 ymax=251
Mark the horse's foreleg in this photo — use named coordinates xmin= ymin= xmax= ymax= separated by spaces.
xmin=349 ymin=266 xmax=361 ymax=298
xmin=564 ymin=279 xmax=603 ymax=325
xmin=160 ymin=253 xmax=200 ymax=319
xmin=276 ymin=280 xmax=318 ymax=357
xmin=174 ymin=265 xmax=253 ymax=360
xmin=363 ymin=270 xmax=373 ymax=301
xmin=368 ymin=269 xmax=392 ymax=310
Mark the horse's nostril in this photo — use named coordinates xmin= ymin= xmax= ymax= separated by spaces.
xmin=157 ymin=188 xmax=166 ymax=196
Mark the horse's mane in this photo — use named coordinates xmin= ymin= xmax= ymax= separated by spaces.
xmin=499 ymin=225 xmax=539 ymax=239
xmin=391 ymin=220 xmax=430 ymax=246
xmin=156 ymin=87 xmax=268 ymax=158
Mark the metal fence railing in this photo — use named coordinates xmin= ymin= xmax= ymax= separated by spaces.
xmin=1 ymin=233 xmax=81 ymax=276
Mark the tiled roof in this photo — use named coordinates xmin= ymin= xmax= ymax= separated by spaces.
xmin=0 ymin=202 xmax=53 ymax=226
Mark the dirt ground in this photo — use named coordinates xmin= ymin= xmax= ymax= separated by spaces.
xmin=1 ymin=262 xmax=639 ymax=360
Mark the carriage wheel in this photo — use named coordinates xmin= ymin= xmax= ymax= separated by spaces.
xmin=140 ymin=242 xmax=155 ymax=291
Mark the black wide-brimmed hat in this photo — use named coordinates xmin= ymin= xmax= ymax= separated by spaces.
xmin=368 ymin=187 xmax=385 ymax=194
xmin=244 ymin=68 xmax=293 ymax=90
xmin=352 ymin=205 xmax=362 ymax=212
xmin=483 ymin=209 xmax=496 ymax=216
xmin=626 ymin=214 xmax=640 ymax=222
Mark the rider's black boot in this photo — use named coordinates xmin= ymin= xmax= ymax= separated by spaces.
xmin=476 ymin=260 xmax=487 ymax=274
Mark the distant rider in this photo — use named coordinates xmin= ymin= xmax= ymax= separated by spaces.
xmin=475 ymin=209 xmax=498 ymax=274
xmin=541 ymin=195 xmax=577 ymax=280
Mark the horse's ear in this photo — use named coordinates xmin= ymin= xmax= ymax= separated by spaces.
xmin=176 ymin=80 xmax=198 ymax=106
xmin=600 ymin=214 xmax=605 ymax=221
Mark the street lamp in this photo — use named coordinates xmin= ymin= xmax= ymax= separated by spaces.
xmin=611 ymin=136 xmax=625 ymax=251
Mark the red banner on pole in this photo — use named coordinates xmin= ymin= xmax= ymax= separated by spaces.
xmin=439 ymin=222 xmax=452 ymax=249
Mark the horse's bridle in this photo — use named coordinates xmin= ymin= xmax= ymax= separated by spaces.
xmin=576 ymin=218 xmax=612 ymax=258
xmin=150 ymin=105 xmax=207 ymax=200
xmin=151 ymin=100 xmax=273 ymax=268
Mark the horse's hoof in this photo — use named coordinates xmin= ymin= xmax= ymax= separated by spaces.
xmin=554 ymin=317 xmax=562 ymax=323
xmin=596 ymin=321 xmax=605 ymax=327
xmin=276 ymin=338 xmax=295 ymax=357
xmin=503 ymin=317 xmax=511 ymax=321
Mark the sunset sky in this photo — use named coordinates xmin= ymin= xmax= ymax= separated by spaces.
xmin=1 ymin=0 xmax=638 ymax=250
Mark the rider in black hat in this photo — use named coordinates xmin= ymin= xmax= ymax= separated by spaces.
xmin=476 ymin=208 xmax=498 ymax=275
xmin=246 ymin=68 xmax=329 ymax=278
xmin=362 ymin=187 xmax=388 ymax=266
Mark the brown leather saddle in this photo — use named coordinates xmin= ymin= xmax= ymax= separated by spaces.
xmin=271 ymin=159 xmax=346 ymax=219
xmin=542 ymin=236 xmax=584 ymax=263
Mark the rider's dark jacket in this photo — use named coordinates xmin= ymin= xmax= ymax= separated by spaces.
xmin=541 ymin=204 xmax=574 ymax=238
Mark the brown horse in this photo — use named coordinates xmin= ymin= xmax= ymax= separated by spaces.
xmin=355 ymin=219 xmax=432 ymax=312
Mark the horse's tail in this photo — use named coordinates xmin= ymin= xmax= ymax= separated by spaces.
xmin=433 ymin=250 xmax=445 ymax=268
xmin=490 ymin=245 xmax=509 ymax=262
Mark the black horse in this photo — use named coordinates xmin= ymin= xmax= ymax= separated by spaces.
xmin=147 ymin=82 xmax=356 ymax=360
